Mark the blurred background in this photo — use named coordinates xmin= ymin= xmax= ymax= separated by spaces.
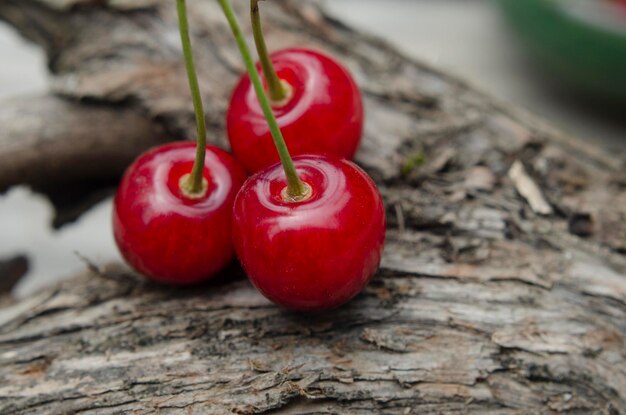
xmin=1 ymin=0 xmax=625 ymax=297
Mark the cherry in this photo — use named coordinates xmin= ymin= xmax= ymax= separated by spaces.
xmin=217 ymin=0 xmax=385 ymax=310
xmin=113 ymin=142 xmax=246 ymax=284
xmin=226 ymin=0 xmax=363 ymax=173
xmin=112 ymin=0 xmax=246 ymax=284
xmin=232 ymin=156 xmax=385 ymax=310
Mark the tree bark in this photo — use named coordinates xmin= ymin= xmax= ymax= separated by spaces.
xmin=0 ymin=95 xmax=166 ymax=191
xmin=0 ymin=0 xmax=625 ymax=413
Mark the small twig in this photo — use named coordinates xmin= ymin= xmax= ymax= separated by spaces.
xmin=394 ymin=203 xmax=406 ymax=234
xmin=74 ymin=251 xmax=103 ymax=276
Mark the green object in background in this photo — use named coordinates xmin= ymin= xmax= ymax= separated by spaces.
xmin=497 ymin=0 xmax=626 ymax=101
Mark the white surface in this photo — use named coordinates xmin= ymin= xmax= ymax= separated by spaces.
xmin=0 ymin=188 xmax=121 ymax=296
xmin=0 ymin=24 xmax=47 ymax=97
xmin=0 ymin=0 xmax=624 ymax=296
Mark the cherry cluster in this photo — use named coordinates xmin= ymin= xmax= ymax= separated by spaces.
xmin=112 ymin=0 xmax=386 ymax=311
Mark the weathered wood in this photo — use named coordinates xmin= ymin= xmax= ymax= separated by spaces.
xmin=0 ymin=95 xmax=166 ymax=191
xmin=0 ymin=0 xmax=625 ymax=413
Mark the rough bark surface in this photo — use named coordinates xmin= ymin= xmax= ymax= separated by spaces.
xmin=0 ymin=0 xmax=625 ymax=414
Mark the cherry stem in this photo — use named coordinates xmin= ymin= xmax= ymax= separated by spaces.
xmin=250 ymin=0 xmax=288 ymax=103
xmin=217 ymin=0 xmax=308 ymax=200
xmin=177 ymin=0 xmax=207 ymax=196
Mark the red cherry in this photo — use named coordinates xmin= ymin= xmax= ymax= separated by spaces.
xmin=232 ymin=155 xmax=386 ymax=311
xmin=227 ymin=48 xmax=364 ymax=173
xmin=113 ymin=141 xmax=247 ymax=284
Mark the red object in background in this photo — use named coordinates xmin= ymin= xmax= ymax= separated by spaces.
xmin=227 ymin=48 xmax=364 ymax=173
xmin=232 ymin=155 xmax=386 ymax=311
xmin=113 ymin=142 xmax=246 ymax=284
xmin=612 ymin=0 xmax=626 ymax=9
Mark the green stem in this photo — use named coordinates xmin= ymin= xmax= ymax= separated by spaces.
xmin=177 ymin=0 xmax=207 ymax=195
xmin=217 ymin=0 xmax=308 ymax=200
xmin=250 ymin=0 xmax=288 ymax=103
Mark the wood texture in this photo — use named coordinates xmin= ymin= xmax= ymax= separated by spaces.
xmin=0 ymin=95 xmax=166 ymax=191
xmin=0 ymin=0 xmax=625 ymax=413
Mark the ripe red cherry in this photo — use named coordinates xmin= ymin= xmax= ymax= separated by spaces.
xmin=113 ymin=141 xmax=246 ymax=284
xmin=232 ymin=155 xmax=386 ymax=311
xmin=227 ymin=48 xmax=364 ymax=173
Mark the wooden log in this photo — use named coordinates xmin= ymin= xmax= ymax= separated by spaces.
xmin=0 ymin=95 xmax=166 ymax=191
xmin=0 ymin=0 xmax=625 ymax=413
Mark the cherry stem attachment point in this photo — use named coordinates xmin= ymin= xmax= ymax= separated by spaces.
xmin=217 ymin=0 xmax=308 ymax=201
xmin=250 ymin=0 xmax=289 ymax=104
xmin=176 ymin=0 xmax=207 ymax=196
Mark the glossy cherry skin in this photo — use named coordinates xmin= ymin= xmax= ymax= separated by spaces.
xmin=227 ymin=48 xmax=364 ymax=173
xmin=232 ymin=155 xmax=386 ymax=311
xmin=113 ymin=142 xmax=247 ymax=285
